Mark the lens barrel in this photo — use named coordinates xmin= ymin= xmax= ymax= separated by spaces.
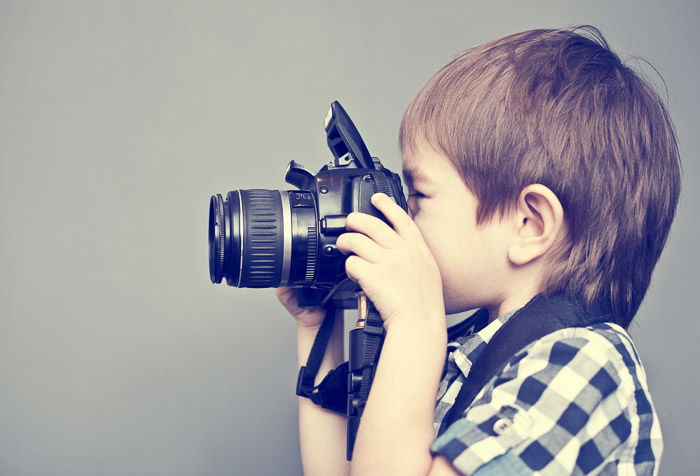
xmin=209 ymin=189 xmax=292 ymax=287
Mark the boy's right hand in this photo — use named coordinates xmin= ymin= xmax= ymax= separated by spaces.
xmin=274 ymin=287 xmax=327 ymax=330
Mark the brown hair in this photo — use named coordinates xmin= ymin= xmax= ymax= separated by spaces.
xmin=399 ymin=25 xmax=681 ymax=327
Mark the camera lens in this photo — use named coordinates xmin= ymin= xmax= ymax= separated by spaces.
xmin=208 ymin=189 xmax=318 ymax=288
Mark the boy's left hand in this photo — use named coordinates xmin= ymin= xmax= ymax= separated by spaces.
xmin=335 ymin=192 xmax=446 ymax=332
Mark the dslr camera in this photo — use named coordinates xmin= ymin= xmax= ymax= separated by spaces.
xmin=208 ymin=101 xmax=407 ymax=307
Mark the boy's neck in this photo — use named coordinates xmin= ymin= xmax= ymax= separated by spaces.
xmin=486 ymin=285 xmax=541 ymax=323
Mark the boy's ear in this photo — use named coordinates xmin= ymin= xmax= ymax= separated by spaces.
xmin=507 ymin=184 xmax=566 ymax=266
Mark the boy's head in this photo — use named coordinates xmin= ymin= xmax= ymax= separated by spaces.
xmin=399 ymin=25 xmax=681 ymax=327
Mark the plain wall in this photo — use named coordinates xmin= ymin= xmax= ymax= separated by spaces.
xmin=1 ymin=1 xmax=698 ymax=474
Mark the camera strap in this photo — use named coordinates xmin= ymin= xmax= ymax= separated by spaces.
xmin=346 ymin=296 xmax=385 ymax=459
xmin=295 ymin=303 xmax=349 ymax=415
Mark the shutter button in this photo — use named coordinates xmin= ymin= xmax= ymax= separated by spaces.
xmin=493 ymin=418 xmax=512 ymax=435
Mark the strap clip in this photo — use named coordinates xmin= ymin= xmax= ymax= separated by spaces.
xmin=296 ymin=362 xmax=349 ymax=414
xmin=296 ymin=365 xmax=315 ymax=399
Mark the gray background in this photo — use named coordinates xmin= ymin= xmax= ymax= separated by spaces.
xmin=1 ymin=1 xmax=697 ymax=474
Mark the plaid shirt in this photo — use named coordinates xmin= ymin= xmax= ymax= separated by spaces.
xmin=431 ymin=309 xmax=663 ymax=475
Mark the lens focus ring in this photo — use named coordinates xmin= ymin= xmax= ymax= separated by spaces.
xmin=239 ymin=189 xmax=284 ymax=288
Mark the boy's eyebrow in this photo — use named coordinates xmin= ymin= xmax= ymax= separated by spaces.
xmin=401 ymin=165 xmax=426 ymax=185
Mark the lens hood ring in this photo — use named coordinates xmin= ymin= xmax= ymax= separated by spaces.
xmin=209 ymin=193 xmax=226 ymax=283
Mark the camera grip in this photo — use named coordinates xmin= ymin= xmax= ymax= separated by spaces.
xmin=352 ymin=171 xmax=402 ymax=228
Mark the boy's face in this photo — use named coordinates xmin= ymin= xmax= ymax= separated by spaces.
xmin=402 ymin=138 xmax=513 ymax=315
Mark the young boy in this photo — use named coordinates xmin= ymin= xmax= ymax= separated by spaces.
xmin=276 ymin=25 xmax=680 ymax=475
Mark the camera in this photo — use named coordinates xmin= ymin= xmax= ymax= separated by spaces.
xmin=208 ymin=101 xmax=408 ymax=306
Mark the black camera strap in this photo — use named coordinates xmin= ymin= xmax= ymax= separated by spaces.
xmin=295 ymin=303 xmax=349 ymax=415
xmin=346 ymin=296 xmax=385 ymax=459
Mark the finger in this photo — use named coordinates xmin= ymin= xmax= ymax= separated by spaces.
xmin=370 ymin=192 xmax=422 ymax=241
xmin=274 ymin=287 xmax=298 ymax=312
xmin=344 ymin=254 xmax=370 ymax=286
xmin=275 ymin=286 xmax=292 ymax=302
xmin=335 ymin=232 xmax=385 ymax=263
xmin=345 ymin=211 xmax=402 ymax=249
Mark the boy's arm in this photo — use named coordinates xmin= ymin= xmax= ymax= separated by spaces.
xmin=295 ymin=311 xmax=460 ymax=476
xmin=296 ymin=316 xmax=350 ymax=476
xmin=349 ymin=316 xmax=453 ymax=476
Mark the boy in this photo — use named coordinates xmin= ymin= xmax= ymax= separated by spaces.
xmin=276 ymin=25 xmax=680 ymax=475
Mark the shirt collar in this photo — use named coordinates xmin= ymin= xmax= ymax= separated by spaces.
xmin=451 ymin=308 xmax=518 ymax=378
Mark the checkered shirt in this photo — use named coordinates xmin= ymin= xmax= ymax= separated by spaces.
xmin=431 ymin=310 xmax=663 ymax=475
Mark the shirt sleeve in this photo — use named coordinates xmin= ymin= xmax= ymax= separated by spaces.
xmin=430 ymin=327 xmax=636 ymax=475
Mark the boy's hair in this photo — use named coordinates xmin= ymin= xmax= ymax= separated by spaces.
xmin=399 ymin=25 xmax=681 ymax=327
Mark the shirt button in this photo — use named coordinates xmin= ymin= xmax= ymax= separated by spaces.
xmin=493 ymin=417 xmax=512 ymax=435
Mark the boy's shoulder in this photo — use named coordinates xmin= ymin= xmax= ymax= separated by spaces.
xmin=433 ymin=322 xmax=663 ymax=475
xmin=514 ymin=322 xmax=646 ymax=386
xmin=503 ymin=324 xmax=662 ymax=472
xmin=507 ymin=323 xmax=655 ymax=417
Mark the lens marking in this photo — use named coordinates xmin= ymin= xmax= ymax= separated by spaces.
xmin=217 ymin=194 xmax=225 ymax=281
xmin=236 ymin=189 xmax=244 ymax=287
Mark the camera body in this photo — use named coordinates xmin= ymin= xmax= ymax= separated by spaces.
xmin=208 ymin=101 xmax=407 ymax=307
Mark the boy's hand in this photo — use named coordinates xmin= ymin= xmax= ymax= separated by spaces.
xmin=335 ymin=192 xmax=445 ymax=332
xmin=274 ymin=287 xmax=327 ymax=330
